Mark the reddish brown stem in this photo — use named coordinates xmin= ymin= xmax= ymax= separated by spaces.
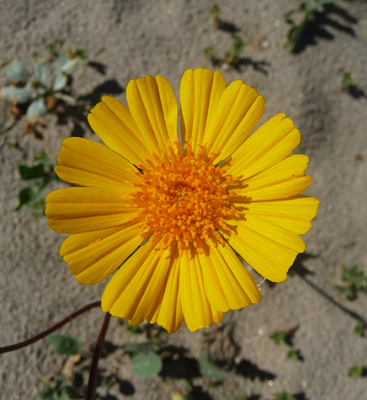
xmin=0 ymin=300 xmax=101 ymax=354
xmin=85 ymin=312 xmax=111 ymax=400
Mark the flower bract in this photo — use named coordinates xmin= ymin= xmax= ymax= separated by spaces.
xmin=46 ymin=68 xmax=319 ymax=333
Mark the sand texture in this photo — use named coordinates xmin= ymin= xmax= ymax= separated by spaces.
xmin=0 ymin=1 xmax=366 ymax=399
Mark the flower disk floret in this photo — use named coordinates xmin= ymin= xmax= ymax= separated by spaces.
xmin=129 ymin=143 xmax=239 ymax=254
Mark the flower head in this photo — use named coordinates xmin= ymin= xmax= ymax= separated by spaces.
xmin=46 ymin=68 xmax=319 ymax=333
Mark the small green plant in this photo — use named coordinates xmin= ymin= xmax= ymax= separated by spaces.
xmin=348 ymin=365 xmax=366 ymax=378
xmin=125 ymin=340 xmax=166 ymax=378
xmin=354 ymin=322 xmax=366 ymax=338
xmin=39 ymin=335 xmax=85 ymax=399
xmin=204 ymin=5 xmax=246 ymax=69
xmin=210 ymin=4 xmax=221 ymax=25
xmin=15 ymin=152 xmax=59 ymax=217
xmin=270 ymin=330 xmax=287 ymax=346
xmin=270 ymin=327 xmax=302 ymax=362
xmin=1 ymin=46 xmax=89 ymax=137
xmin=287 ymin=347 xmax=302 ymax=361
xmin=274 ymin=392 xmax=296 ymax=400
xmin=224 ymin=34 xmax=246 ymax=69
xmin=131 ymin=352 xmax=163 ymax=378
xmin=39 ymin=373 xmax=85 ymax=400
xmin=341 ymin=71 xmax=356 ymax=90
xmin=197 ymin=354 xmax=225 ymax=381
xmin=283 ymin=0 xmax=334 ymax=53
xmin=203 ymin=46 xmax=218 ymax=64
xmin=204 ymin=34 xmax=246 ymax=69
xmin=126 ymin=322 xmax=147 ymax=335
xmin=46 ymin=335 xmax=82 ymax=356
xmin=334 ymin=264 xmax=367 ymax=300
xmin=39 ymin=379 xmax=70 ymax=400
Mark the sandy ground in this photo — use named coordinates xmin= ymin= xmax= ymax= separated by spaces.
xmin=1 ymin=1 xmax=366 ymax=399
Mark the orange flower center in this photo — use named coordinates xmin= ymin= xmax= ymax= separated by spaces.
xmin=130 ymin=144 xmax=238 ymax=253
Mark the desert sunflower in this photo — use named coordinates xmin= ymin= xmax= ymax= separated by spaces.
xmin=46 ymin=68 xmax=319 ymax=333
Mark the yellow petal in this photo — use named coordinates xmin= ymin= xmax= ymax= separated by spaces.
xmin=198 ymin=239 xmax=260 ymax=312
xmin=102 ymin=240 xmax=158 ymax=313
xmin=203 ymin=79 xmax=263 ymax=159
xmin=46 ymin=187 xmax=137 ymax=233
xmin=238 ymin=155 xmax=312 ymax=201
xmin=210 ymin=307 xmax=224 ymax=324
xmin=225 ymin=215 xmax=305 ymax=282
xmin=213 ymin=96 xmax=265 ymax=163
xmin=180 ymin=248 xmax=214 ymax=332
xmin=128 ymin=245 xmax=177 ymax=327
xmin=60 ymin=226 xmax=123 ymax=256
xmin=126 ymin=75 xmax=178 ymax=155
xmin=237 ymin=195 xmax=320 ymax=234
xmin=88 ymin=96 xmax=150 ymax=165
xmin=55 ymin=137 xmax=140 ymax=190
xmin=156 ymin=249 xmax=184 ymax=333
xmin=103 ymin=240 xmax=176 ymax=326
xmin=180 ymin=68 xmax=226 ymax=153
xmin=242 ymin=214 xmax=306 ymax=253
xmin=227 ymin=114 xmax=300 ymax=178
xmin=60 ymin=223 xmax=141 ymax=284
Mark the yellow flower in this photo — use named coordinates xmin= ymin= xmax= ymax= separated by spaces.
xmin=46 ymin=68 xmax=319 ymax=333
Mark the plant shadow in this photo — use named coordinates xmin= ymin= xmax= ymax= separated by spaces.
xmin=291 ymin=3 xmax=358 ymax=54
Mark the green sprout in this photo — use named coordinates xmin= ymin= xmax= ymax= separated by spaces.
xmin=270 ymin=331 xmax=287 ymax=346
xmin=204 ymin=35 xmax=246 ymax=70
xmin=210 ymin=4 xmax=221 ymax=25
xmin=348 ymin=365 xmax=366 ymax=378
xmin=334 ymin=264 xmax=367 ymax=300
xmin=197 ymin=354 xmax=225 ymax=381
xmin=354 ymin=323 xmax=366 ymax=338
xmin=1 ymin=45 xmax=89 ymax=137
xmin=39 ymin=379 xmax=70 ymax=400
xmin=287 ymin=347 xmax=302 ymax=361
xmin=39 ymin=373 xmax=85 ymax=400
xmin=203 ymin=46 xmax=220 ymax=66
xmin=224 ymin=34 xmax=246 ymax=69
xmin=274 ymin=392 xmax=296 ymax=400
xmin=15 ymin=152 xmax=59 ymax=217
xmin=341 ymin=71 xmax=356 ymax=90
xmin=283 ymin=0 xmax=334 ymax=53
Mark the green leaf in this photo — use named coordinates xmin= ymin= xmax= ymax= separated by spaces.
xmin=125 ymin=340 xmax=166 ymax=354
xmin=354 ymin=323 xmax=366 ymax=338
xmin=53 ymin=71 xmax=68 ymax=91
xmin=57 ymin=50 xmax=78 ymax=73
xmin=53 ymin=92 xmax=77 ymax=106
xmin=342 ymin=265 xmax=367 ymax=290
xmin=48 ymin=43 xmax=57 ymax=55
xmin=71 ymin=372 xmax=84 ymax=389
xmin=348 ymin=365 xmax=364 ymax=378
xmin=1 ymin=59 xmax=28 ymax=81
xmin=270 ymin=331 xmax=286 ymax=346
xmin=19 ymin=162 xmax=45 ymax=180
xmin=287 ymin=348 xmax=301 ymax=361
xmin=74 ymin=48 xmax=89 ymax=64
xmin=27 ymin=99 xmax=47 ymax=120
xmin=46 ymin=335 xmax=82 ymax=356
xmin=274 ymin=392 xmax=296 ymax=400
xmin=131 ymin=352 xmax=162 ymax=377
xmin=39 ymin=379 xmax=70 ymax=400
xmin=198 ymin=355 xmax=224 ymax=381
xmin=126 ymin=322 xmax=146 ymax=334
xmin=33 ymin=59 xmax=48 ymax=83
xmin=1 ymin=86 xmax=32 ymax=104
xmin=15 ymin=182 xmax=45 ymax=211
